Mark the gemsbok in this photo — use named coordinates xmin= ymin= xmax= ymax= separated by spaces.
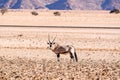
xmin=47 ymin=35 xmax=78 ymax=62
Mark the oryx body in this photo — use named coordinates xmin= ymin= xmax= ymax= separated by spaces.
xmin=47 ymin=35 xmax=78 ymax=62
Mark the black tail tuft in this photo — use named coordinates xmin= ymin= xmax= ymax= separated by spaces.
xmin=74 ymin=52 xmax=78 ymax=62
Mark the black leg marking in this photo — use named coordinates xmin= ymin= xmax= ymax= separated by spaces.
xmin=74 ymin=52 xmax=78 ymax=62
xmin=57 ymin=53 xmax=60 ymax=62
xmin=70 ymin=52 xmax=75 ymax=62
xmin=70 ymin=52 xmax=74 ymax=59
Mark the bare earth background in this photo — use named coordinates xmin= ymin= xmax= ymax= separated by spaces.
xmin=0 ymin=10 xmax=120 ymax=80
xmin=0 ymin=10 xmax=120 ymax=27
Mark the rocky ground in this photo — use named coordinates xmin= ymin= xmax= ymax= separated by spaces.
xmin=0 ymin=56 xmax=120 ymax=80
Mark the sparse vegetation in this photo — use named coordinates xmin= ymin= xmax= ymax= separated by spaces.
xmin=110 ymin=9 xmax=120 ymax=14
xmin=31 ymin=11 xmax=39 ymax=16
xmin=53 ymin=11 xmax=61 ymax=16
xmin=18 ymin=34 xmax=23 ymax=37
xmin=0 ymin=57 xmax=120 ymax=80
xmin=0 ymin=8 xmax=8 ymax=15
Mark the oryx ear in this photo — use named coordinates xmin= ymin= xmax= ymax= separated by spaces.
xmin=53 ymin=42 xmax=55 ymax=44
xmin=47 ymin=42 xmax=49 ymax=44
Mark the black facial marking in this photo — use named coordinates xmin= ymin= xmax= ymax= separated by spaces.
xmin=50 ymin=43 xmax=52 ymax=47
xmin=48 ymin=42 xmax=56 ymax=48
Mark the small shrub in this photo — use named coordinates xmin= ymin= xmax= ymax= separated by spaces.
xmin=0 ymin=8 xmax=8 ymax=15
xmin=53 ymin=11 xmax=61 ymax=16
xmin=110 ymin=9 xmax=119 ymax=14
xmin=31 ymin=11 xmax=39 ymax=16
xmin=18 ymin=34 xmax=23 ymax=37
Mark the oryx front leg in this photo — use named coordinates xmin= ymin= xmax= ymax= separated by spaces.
xmin=57 ymin=53 xmax=60 ymax=62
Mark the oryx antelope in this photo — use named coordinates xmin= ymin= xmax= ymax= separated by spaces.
xmin=47 ymin=35 xmax=78 ymax=62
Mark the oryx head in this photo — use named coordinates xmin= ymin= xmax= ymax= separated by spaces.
xmin=47 ymin=35 xmax=57 ymax=50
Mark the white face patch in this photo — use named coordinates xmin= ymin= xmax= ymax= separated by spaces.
xmin=50 ymin=46 xmax=54 ymax=50
xmin=49 ymin=43 xmax=55 ymax=50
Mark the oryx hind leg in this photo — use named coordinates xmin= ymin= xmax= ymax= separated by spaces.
xmin=70 ymin=47 xmax=78 ymax=62
xmin=70 ymin=47 xmax=75 ymax=62
xmin=70 ymin=52 xmax=74 ymax=62
xmin=74 ymin=52 xmax=78 ymax=62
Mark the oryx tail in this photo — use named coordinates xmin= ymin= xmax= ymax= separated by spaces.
xmin=74 ymin=52 xmax=78 ymax=62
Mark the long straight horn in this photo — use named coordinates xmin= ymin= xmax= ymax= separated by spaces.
xmin=48 ymin=34 xmax=51 ymax=43
xmin=52 ymin=35 xmax=57 ymax=43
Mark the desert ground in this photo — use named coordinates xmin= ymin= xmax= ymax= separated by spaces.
xmin=0 ymin=10 xmax=120 ymax=80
